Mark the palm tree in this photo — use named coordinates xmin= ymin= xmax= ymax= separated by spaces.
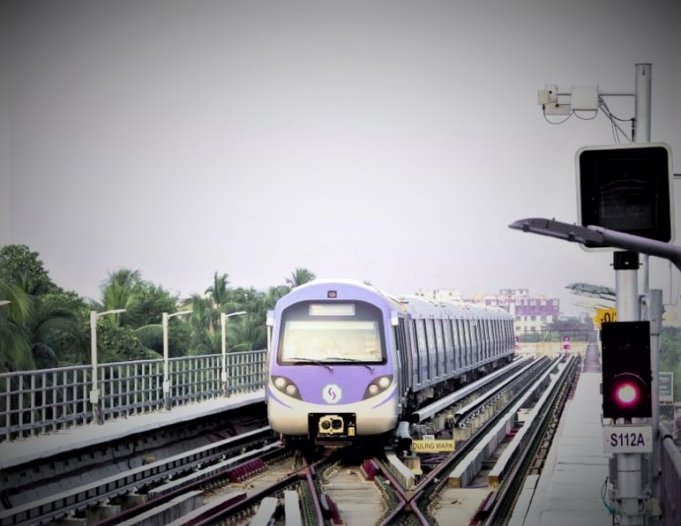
xmin=0 ymin=279 xmax=33 ymax=371
xmin=205 ymin=272 xmax=230 ymax=309
xmin=99 ymin=269 xmax=142 ymax=326
xmin=285 ymin=268 xmax=316 ymax=289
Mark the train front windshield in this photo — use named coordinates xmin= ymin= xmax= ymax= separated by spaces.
xmin=278 ymin=301 xmax=385 ymax=364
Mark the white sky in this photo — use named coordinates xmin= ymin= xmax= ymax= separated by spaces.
xmin=2 ymin=0 xmax=680 ymax=316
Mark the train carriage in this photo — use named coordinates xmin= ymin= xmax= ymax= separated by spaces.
xmin=266 ymin=280 xmax=515 ymax=443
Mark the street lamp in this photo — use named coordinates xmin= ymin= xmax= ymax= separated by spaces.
xmin=162 ymin=310 xmax=192 ymax=410
xmin=90 ymin=308 xmax=126 ymax=424
xmin=221 ymin=310 xmax=246 ymax=396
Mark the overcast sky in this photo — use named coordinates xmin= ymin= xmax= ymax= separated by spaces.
xmin=2 ymin=0 xmax=680 ymax=316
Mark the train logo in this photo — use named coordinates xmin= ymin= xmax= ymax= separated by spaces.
xmin=323 ymin=384 xmax=342 ymax=404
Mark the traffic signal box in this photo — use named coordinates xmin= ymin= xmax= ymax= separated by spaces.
xmin=577 ymin=143 xmax=673 ymax=247
xmin=601 ymin=321 xmax=652 ymax=419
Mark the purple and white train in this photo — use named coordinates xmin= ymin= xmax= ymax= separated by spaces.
xmin=266 ymin=280 xmax=515 ymax=443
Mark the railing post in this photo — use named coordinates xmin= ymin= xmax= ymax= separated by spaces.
xmin=89 ymin=310 xmax=103 ymax=425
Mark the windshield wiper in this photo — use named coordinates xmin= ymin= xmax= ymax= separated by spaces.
xmin=287 ymin=358 xmax=334 ymax=371
xmin=326 ymin=357 xmax=375 ymax=371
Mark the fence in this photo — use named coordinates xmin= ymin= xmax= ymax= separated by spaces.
xmin=0 ymin=349 xmax=267 ymax=442
xmin=660 ymin=423 xmax=681 ymax=526
xmin=516 ymin=330 xmax=596 ymax=343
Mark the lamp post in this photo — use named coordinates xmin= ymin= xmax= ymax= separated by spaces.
xmin=162 ymin=309 xmax=192 ymax=410
xmin=221 ymin=311 xmax=246 ymax=396
xmin=90 ymin=308 xmax=126 ymax=424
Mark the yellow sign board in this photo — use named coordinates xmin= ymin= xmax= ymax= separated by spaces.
xmin=595 ymin=308 xmax=617 ymax=328
xmin=412 ymin=439 xmax=456 ymax=453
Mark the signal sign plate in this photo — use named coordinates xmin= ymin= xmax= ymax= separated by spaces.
xmin=412 ymin=439 xmax=456 ymax=453
xmin=603 ymin=425 xmax=653 ymax=453
xmin=594 ymin=308 xmax=617 ymax=328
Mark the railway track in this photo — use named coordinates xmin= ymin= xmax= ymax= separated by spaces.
xmin=0 ymin=355 xmax=578 ymax=525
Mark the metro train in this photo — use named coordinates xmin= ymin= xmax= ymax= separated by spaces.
xmin=265 ymin=280 xmax=515 ymax=443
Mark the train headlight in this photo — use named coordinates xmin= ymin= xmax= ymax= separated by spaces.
xmin=270 ymin=376 xmax=302 ymax=400
xmin=363 ymin=375 xmax=393 ymax=399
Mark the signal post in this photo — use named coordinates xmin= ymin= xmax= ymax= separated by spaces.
xmin=513 ymin=63 xmax=675 ymax=526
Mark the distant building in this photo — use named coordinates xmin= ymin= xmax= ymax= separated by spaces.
xmin=421 ymin=288 xmax=560 ymax=334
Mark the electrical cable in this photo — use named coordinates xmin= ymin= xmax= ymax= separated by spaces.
xmin=598 ymin=98 xmax=633 ymax=143
xmin=542 ymin=108 xmax=572 ymax=124
xmin=574 ymin=110 xmax=598 ymax=120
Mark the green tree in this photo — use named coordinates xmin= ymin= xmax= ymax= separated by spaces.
xmin=0 ymin=279 xmax=33 ymax=371
xmin=206 ymin=272 xmax=231 ymax=310
xmin=0 ymin=245 xmax=59 ymax=295
xmin=98 ymin=269 xmax=142 ymax=327
xmin=125 ymin=282 xmax=179 ymax=328
xmin=660 ymin=327 xmax=681 ymax=402
xmin=285 ymin=268 xmax=316 ymax=289
xmin=0 ymin=266 xmax=87 ymax=371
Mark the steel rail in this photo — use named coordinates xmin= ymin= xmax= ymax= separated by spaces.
xmin=482 ymin=355 xmax=579 ymax=525
xmin=412 ymin=357 xmax=532 ymax=423
xmin=375 ymin=357 xmax=558 ymax=525
xmin=0 ymin=427 xmax=274 ymax=526
xmin=186 ymin=448 xmax=343 ymax=526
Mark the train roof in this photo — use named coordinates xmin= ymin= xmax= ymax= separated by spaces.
xmin=286 ymin=279 xmax=512 ymax=320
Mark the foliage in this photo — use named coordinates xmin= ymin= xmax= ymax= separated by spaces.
xmin=0 ymin=248 xmax=89 ymax=371
xmin=1 ymin=242 xmax=317 ymax=369
xmin=0 ymin=244 xmax=59 ymax=295
xmin=660 ymin=327 xmax=681 ymax=402
xmin=96 ymin=323 xmax=159 ymax=363
xmin=285 ymin=268 xmax=316 ymax=288
xmin=0 ymin=278 xmax=33 ymax=371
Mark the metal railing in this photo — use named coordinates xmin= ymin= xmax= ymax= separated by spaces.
xmin=660 ymin=423 xmax=681 ymax=526
xmin=0 ymin=350 xmax=267 ymax=442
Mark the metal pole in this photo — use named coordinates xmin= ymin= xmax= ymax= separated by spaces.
xmin=648 ymin=288 xmax=663 ymax=522
xmin=614 ymin=251 xmax=644 ymax=525
xmin=636 ymin=62 xmax=663 ymax=524
xmin=221 ymin=311 xmax=246 ymax=397
xmin=89 ymin=310 xmax=101 ymax=424
xmin=634 ymin=63 xmax=651 ymax=143
xmin=161 ymin=310 xmax=190 ymax=410
xmin=221 ymin=312 xmax=228 ymax=396
xmin=88 ymin=309 xmax=126 ymax=425
xmin=612 ymin=64 xmax=652 ymax=526
xmin=162 ymin=312 xmax=170 ymax=410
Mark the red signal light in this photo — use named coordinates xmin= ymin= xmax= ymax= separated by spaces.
xmin=613 ymin=380 xmax=640 ymax=407
xmin=601 ymin=322 xmax=652 ymax=419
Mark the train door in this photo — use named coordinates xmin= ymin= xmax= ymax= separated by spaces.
xmin=415 ymin=319 xmax=428 ymax=385
xmin=394 ymin=317 xmax=410 ymax=404
xmin=471 ymin=320 xmax=480 ymax=366
xmin=451 ymin=319 xmax=461 ymax=372
xmin=485 ymin=319 xmax=491 ymax=361
xmin=479 ymin=320 xmax=485 ymax=363
xmin=425 ymin=319 xmax=436 ymax=382
xmin=443 ymin=319 xmax=454 ymax=376
xmin=434 ymin=319 xmax=445 ymax=379
xmin=462 ymin=320 xmax=471 ymax=369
